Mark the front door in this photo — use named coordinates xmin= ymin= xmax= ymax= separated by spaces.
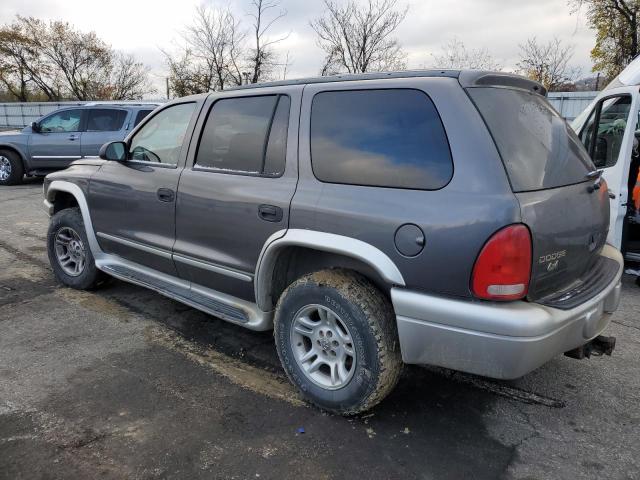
xmin=88 ymin=101 xmax=201 ymax=276
xmin=173 ymin=88 xmax=301 ymax=301
xmin=29 ymin=108 xmax=84 ymax=169
xmin=575 ymin=88 xmax=639 ymax=249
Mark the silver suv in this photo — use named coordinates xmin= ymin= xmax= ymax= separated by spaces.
xmin=0 ymin=103 xmax=159 ymax=185
xmin=42 ymin=71 xmax=623 ymax=414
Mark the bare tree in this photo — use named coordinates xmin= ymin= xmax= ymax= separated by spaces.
xmin=311 ymin=0 xmax=408 ymax=75
xmin=105 ymin=53 xmax=156 ymax=100
xmin=183 ymin=6 xmax=246 ymax=90
xmin=0 ymin=16 xmax=154 ymax=101
xmin=431 ymin=38 xmax=502 ymax=71
xmin=247 ymin=0 xmax=289 ymax=83
xmin=517 ymin=37 xmax=580 ymax=91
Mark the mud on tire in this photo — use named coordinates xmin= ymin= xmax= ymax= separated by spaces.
xmin=274 ymin=269 xmax=402 ymax=415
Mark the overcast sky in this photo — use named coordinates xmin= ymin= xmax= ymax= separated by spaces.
xmin=0 ymin=0 xmax=597 ymax=93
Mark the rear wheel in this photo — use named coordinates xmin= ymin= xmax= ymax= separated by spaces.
xmin=47 ymin=208 xmax=105 ymax=290
xmin=274 ymin=269 xmax=402 ymax=415
xmin=0 ymin=150 xmax=24 ymax=186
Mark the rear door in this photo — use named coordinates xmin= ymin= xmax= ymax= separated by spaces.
xmin=573 ymin=88 xmax=639 ymax=249
xmin=467 ymin=87 xmax=612 ymax=301
xmin=29 ymin=108 xmax=84 ymax=169
xmin=81 ymin=108 xmax=130 ymax=157
xmin=88 ymin=101 xmax=201 ymax=276
xmin=173 ymin=87 xmax=301 ymax=301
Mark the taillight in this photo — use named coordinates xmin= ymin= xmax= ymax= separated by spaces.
xmin=471 ymin=224 xmax=532 ymax=301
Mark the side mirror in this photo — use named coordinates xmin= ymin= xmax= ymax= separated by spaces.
xmin=30 ymin=121 xmax=41 ymax=133
xmin=99 ymin=141 xmax=128 ymax=161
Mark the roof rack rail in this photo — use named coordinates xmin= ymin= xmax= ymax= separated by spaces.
xmin=82 ymin=101 xmax=163 ymax=107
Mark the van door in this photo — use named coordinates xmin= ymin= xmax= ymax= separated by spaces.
xmin=574 ymin=87 xmax=640 ymax=249
xmin=173 ymin=87 xmax=301 ymax=301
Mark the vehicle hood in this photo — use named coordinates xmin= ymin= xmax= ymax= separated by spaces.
xmin=0 ymin=129 xmax=23 ymax=140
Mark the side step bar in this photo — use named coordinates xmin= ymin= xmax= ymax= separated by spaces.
xmin=98 ymin=259 xmax=273 ymax=331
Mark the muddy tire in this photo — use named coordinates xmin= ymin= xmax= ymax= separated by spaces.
xmin=47 ymin=207 xmax=105 ymax=290
xmin=0 ymin=150 xmax=24 ymax=186
xmin=274 ymin=269 xmax=402 ymax=415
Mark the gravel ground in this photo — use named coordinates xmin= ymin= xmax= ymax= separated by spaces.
xmin=0 ymin=179 xmax=638 ymax=480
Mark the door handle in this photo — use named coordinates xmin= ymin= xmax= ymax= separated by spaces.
xmin=258 ymin=204 xmax=283 ymax=222
xmin=68 ymin=134 xmax=77 ymax=141
xmin=157 ymin=188 xmax=175 ymax=203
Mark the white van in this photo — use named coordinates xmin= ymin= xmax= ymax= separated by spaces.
xmin=572 ymin=58 xmax=640 ymax=263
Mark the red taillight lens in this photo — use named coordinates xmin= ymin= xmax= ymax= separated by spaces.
xmin=471 ymin=224 xmax=532 ymax=301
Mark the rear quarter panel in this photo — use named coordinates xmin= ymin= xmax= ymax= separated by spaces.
xmin=292 ymin=77 xmax=520 ymax=299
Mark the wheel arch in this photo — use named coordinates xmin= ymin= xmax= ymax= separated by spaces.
xmin=46 ymin=180 xmax=102 ymax=255
xmin=255 ymin=229 xmax=405 ymax=311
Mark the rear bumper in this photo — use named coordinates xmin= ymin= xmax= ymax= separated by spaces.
xmin=391 ymin=244 xmax=624 ymax=379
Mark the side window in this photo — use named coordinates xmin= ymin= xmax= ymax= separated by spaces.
xmin=580 ymin=95 xmax=632 ymax=168
xmin=39 ymin=109 xmax=83 ymax=133
xmin=310 ymin=89 xmax=453 ymax=190
xmin=128 ymin=102 xmax=196 ymax=165
xmin=133 ymin=109 xmax=153 ymax=128
xmin=86 ymin=109 xmax=127 ymax=132
xmin=195 ymin=95 xmax=290 ymax=176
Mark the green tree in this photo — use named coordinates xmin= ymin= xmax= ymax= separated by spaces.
xmin=571 ymin=0 xmax=640 ymax=79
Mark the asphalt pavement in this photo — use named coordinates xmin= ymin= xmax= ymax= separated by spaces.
xmin=1 ymin=179 xmax=639 ymax=479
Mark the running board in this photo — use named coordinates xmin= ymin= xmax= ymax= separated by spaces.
xmin=625 ymin=251 xmax=640 ymax=262
xmin=97 ymin=258 xmax=273 ymax=331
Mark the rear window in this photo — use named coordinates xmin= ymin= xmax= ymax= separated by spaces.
xmin=310 ymin=89 xmax=453 ymax=190
xmin=468 ymin=88 xmax=594 ymax=192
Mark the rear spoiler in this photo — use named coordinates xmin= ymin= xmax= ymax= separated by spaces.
xmin=458 ymin=71 xmax=547 ymax=96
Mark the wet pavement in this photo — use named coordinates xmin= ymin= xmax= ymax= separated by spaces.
xmin=1 ymin=179 xmax=639 ymax=479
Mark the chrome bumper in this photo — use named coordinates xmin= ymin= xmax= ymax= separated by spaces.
xmin=391 ymin=244 xmax=624 ymax=380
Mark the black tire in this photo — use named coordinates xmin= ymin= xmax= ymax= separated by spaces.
xmin=274 ymin=269 xmax=402 ymax=415
xmin=47 ymin=207 xmax=105 ymax=290
xmin=0 ymin=150 xmax=24 ymax=186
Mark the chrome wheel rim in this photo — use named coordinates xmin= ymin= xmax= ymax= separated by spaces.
xmin=289 ymin=304 xmax=356 ymax=390
xmin=0 ymin=156 xmax=11 ymax=181
xmin=54 ymin=227 xmax=86 ymax=276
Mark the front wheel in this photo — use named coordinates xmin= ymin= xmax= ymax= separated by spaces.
xmin=0 ymin=150 xmax=24 ymax=186
xmin=274 ymin=269 xmax=402 ymax=415
xmin=47 ymin=207 xmax=105 ymax=290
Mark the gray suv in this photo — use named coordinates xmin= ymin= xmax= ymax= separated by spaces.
xmin=42 ymin=71 xmax=624 ymax=414
xmin=0 ymin=103 xmax=159 ymax=185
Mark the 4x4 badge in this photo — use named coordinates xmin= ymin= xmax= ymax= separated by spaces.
xmin=547 ymin=260 xmax=559 ymax=272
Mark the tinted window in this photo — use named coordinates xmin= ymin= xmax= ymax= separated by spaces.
xmin=129 ymin=103 xmax=196 ymax=165
xmin=468 ymin=88 xmax=594 ymax=192
xmin=86 ymin=109 xmax=127 ymax=131
xmin=39 ymin=109 xmax=82 ymax=133
xmin=310 ymin=89 xmax=453 ymax=190
xmin=195 ymin=95 xmax=289 ymax=176
xmin=134 ymin=109 xmax=153 ymax=127
xmin=264 ymin=96 xmax=290 ymax=176
xmin=579 ymin=95 xmax=632 ymax=168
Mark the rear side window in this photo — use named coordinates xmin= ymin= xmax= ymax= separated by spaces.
xmin=468 ymin=88 xmax=594 ymax=192
xmin=87 ymin=109 xmax=127 ymax=132
xmin=195 ymin=95 xmax=289 ymax=176
xmin=133 ymin=109 xmax=153 ymax=128
xmin=310 ymin=89 xmax=453 ymax=190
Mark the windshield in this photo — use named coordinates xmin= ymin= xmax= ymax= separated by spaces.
xmin=468 ymin=87 xmax=595 ymax=192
